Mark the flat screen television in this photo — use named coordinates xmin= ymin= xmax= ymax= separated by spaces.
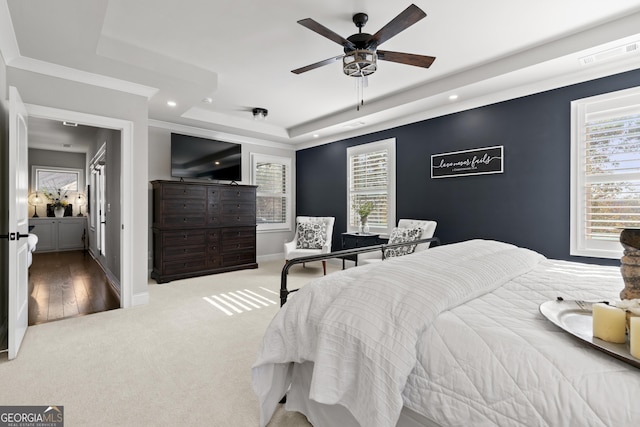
xmin=171 ymin=133 xmax=242 ymax=181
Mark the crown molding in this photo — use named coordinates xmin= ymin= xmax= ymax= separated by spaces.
xmin=148 ymin=119 xmax=295 ymax=151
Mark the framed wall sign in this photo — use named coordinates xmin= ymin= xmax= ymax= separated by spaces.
xmin=431 ymin=145 xmax=504 ymax=178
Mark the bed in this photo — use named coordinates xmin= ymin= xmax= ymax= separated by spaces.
xmin=252 ymin=240 xmax=640 ymax=426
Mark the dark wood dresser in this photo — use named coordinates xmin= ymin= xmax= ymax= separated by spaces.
xmin=151 ymin=180 xmax=258 ymax=283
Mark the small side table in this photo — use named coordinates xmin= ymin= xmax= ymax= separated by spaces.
xmin=341 ymin=232 xmax=381 ymax=268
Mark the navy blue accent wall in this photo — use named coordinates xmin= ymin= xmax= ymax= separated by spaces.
xmin=296 ymin=68 xmax=640 ymax=265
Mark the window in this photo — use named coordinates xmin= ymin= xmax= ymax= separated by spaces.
xmin=32 ymin=166 xmax=82 ymax=193
xmin=347 ymin=138 xmax=396 ymax=234
xmin=571 ymin=86 xmax=640 ymax=258
xmin=251 ymin=153 xmax=292 ymax=231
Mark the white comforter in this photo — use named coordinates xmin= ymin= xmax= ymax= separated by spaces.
xmin=253 ymin=240 xmax=556 ymax=426
xmin=407 ymin=255 xmax=639 ymax=426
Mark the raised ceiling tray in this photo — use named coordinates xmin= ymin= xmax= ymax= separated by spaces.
xmin=539 ymin=299 xmax=640 ymax=369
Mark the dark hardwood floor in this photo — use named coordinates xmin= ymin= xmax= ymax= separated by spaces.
xmin=28 ymin=250 xmax=120 ymax=325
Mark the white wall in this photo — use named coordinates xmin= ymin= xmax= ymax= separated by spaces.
xmin=148 ymin=125 xmax=296 ymax=260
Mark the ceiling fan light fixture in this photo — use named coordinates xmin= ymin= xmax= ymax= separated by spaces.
xmin=343 ymin=50 xmax=377 ymax=77
xmin=252 ymin=107 xmax=268 ymax=120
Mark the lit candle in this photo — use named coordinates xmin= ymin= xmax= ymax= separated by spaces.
xmin=630 ymin=316 xmax=640 ymax=359
xmin=592 ymin=303 xmax=626 ymax=344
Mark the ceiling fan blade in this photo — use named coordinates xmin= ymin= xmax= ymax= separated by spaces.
xmin=377 ymin=50 xmax=436 ymax=68
xmin=298 ymin=18 xmax=356 ymax=49
xmin=291 ymin=54 xmax=344 ymax=74
xmin=367 ymin=4 xmax=426 ymax=48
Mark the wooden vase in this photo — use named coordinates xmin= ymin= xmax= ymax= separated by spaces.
xmin=620 ymin=228 xmax=640 ymax=300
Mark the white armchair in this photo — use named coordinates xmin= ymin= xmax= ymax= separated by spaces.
xmin=284 ymin=216 xmax=335 ymax=275
xmin=27 ymin=233 xmax=39 ymax=268
xmin=357 ymin=219 xmax=437 ymax=266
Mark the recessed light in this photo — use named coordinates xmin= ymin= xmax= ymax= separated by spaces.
xmin=167 ymin=100 xmax=177 ymax=107
xmin=313 ymin=134 xmax=320 ymax=138
xmin=62 ymin=121 xmax=78 ymax=127
xmin=449 ymin=94 xmax=458 ymax=101
xmin=202 ymin=97 xmax=213 ymax=104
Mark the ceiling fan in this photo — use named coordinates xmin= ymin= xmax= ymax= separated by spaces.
xmin=292 ymin=4 xmax=436 ymax=77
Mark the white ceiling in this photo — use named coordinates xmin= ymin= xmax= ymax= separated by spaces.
xmin=4 ymin=0 xmax=640 ymax=148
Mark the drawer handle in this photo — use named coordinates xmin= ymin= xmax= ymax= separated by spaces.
xmin=183 ymin=234 xmax=188 ymax=239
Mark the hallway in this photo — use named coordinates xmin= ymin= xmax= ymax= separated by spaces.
xmin=28 ymin=250 xmax=120 ymax=325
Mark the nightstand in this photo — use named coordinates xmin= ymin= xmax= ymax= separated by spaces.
xmin=341 ymin=232 xmax=381 ymax=268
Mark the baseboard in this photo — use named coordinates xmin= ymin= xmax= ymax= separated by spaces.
xmin=257 ymin=252 xmax=286 ymax=263
xmin=132 ymin=292 xmax=149 ymax=306
xmin=87 ymin=250 xmax=121 ymax=298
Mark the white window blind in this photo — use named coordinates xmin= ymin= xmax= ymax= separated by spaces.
xmin=251 ymin=154 xmax=292 ymax=231
xmin=571 ymin=87 xmax=640 ymax=258
xmin=347 ymin=139 xmax=396 ymax=233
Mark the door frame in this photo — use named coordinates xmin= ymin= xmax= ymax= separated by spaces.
xmin=26 ymin=104 xmax=135 ymax=308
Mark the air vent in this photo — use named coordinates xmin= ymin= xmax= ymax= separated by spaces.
xmin=579 ymin=41 xmax=640 ymax=66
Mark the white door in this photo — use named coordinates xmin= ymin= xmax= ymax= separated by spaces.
xmin=8 ymin=86 xmax=29 ymax=360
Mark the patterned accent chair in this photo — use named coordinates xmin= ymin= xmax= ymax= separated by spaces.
xmin=284 ymin=216 xmax=335 ymax=275
xmin=357 ymin=219 xmax=437 ymax=266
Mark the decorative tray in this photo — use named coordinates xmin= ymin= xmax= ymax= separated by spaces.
xmin=539 ymin=299 xmax=640 ymax=369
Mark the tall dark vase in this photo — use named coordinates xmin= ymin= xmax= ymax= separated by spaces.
xmin=620 ymin=228 xmax=640 ymax=300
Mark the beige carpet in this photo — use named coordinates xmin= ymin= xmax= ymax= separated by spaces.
xmin=0 ymin=260 xmax=337 ymax=426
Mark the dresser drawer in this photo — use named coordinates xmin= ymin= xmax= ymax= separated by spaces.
xmin=222 ymin=229 xmax=256 ymax=253
xmin=163 ymin=244 xmax=206 ymax=259
xmin=220 ymin=213 xmax=256 ymax=226
xmin=160 ymin=214 xmax=206 ymax=228
xmin=207 ymin=187 xmax=221 ymax=203
xmin=162 ymin=184 xmax=206 ymax=200
xmin=221 ymin=227 xmax=256 ymax=241
xmin=163 ymin=257 xmax=207 ymax=275
xmin=221 ymin=201 xmax=255 ymax=215
xmin=162 ymin=199 xmax=206 ymax=215
xmin=162 ymin=230 xmax=207 ymax=247
xmin=222 ymin=251 xmax=256 ymax=267
xmin=221 ymin=188 xmax=255 ymax=202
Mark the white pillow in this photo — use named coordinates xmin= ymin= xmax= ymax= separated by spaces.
xmin=296 ymin=222 xmax=327 ymax=249
xmin=384 ymin=227 xmax=422 ymax=259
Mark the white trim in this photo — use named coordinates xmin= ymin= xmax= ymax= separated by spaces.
xmin=0 ymin=0 xmax=20 ymax=63
xmin=24 ymin=103 xmax=145 ymax=308
xmin=149 ymin=119 xmax=294 ymax=150
xmin=9 ymin=57 xmax=158 ymax=99
xmin=346 ymin=138 xmax=396 ymax=234
xmin=570 ymin=86 xmax=640 ymax=259
xmin=251 ymin=153 xmax=292 ymax=232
